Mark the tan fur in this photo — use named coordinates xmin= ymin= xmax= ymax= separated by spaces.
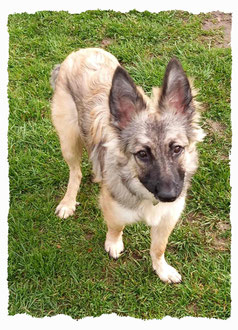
xmin=51 ymin=48 xmax=204 ymax=283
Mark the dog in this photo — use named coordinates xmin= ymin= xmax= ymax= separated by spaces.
xmin=50 ymin=48 xmax=204 ymax=283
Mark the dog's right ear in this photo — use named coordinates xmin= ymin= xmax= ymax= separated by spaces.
xmin=109 ymin=66 xmax=146 ymax=130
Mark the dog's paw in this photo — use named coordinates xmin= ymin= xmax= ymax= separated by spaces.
xmin=154 ymin=262 xmax=182 ymax=284
xmin=105 ymin=239 xmax=124 ymax=259
xmin=55 ymin=201 xmax=79 ymax=219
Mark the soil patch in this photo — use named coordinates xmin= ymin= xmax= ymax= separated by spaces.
xmin=100 ymin=38 xmax=114 ymax=48
xmin=202 ymin=11 xmax=231 ymax=48
xmin=206 ymin=118 xmax=226 ymax=137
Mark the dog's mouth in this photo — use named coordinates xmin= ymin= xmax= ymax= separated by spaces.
xmin=152 ymin=192 xmax=178 ymax=203
xmin=155 ymin=195 xmax=177 ymax=203
xmin=153 ymin=186 xmax=183 ymax=203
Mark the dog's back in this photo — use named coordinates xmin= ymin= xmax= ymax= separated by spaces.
xmin=51 ymin=48 xmax=120 ymax=153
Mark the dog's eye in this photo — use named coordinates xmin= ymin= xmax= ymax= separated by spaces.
xmin=173 ymin=145 xmax=183 ymax=154
xmin=136 ymin=150 xmax=148 ymax=160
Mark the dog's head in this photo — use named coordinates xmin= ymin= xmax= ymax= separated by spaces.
xmin=109 ymin=58 xmax=204 ymax=203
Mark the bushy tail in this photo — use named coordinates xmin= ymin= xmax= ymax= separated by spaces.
xmin=50 ymin=64 xmax=61 ymax=90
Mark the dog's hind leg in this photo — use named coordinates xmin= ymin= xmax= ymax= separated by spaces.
xmin=52 ymin=87 xmax=83 ymax=219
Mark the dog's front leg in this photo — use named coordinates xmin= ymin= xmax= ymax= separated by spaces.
xmin=104 ymin=223 xmax=124 ymax=260
xmin=150 ymin=212 xmax=182 ymax=284
xmin=100 ymin=186 xmax=125 ymax=259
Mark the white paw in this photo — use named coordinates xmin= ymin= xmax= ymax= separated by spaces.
xmin=55 ymin=201 xmax=79 ymax=219
xmin=105 ymin=239 xmax=124 ymax=259
xmin=154 ymin=262 xmax=182 ymax=284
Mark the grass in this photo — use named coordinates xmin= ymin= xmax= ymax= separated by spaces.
xmin=8 ymin=10 xmax=231 ymax=319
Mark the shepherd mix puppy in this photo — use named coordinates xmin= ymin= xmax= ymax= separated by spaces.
xmin=50 ymin=48 xmax=204 ymax=283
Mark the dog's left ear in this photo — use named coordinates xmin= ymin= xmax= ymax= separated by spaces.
xmin=159 ymin=58 xmax=194 ymax=116
xmin=109 ymin=66 xmax=146 ymax=130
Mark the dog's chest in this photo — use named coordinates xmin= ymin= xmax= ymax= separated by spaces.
xmin=112 ymin=196 xmax=185 ymax=227
xmin=139 ymin=198 xmax=185 ymax=226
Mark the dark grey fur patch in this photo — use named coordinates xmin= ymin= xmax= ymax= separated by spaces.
xmin=108 ymin=185 xmax=140 ymax=209
xmin=50 ymin=64 xmax=61 ymax=90
xmin=120 ymin=174 xmax=137 ymax=197
xmin=98 ymin=142 xmax=106 ymax=174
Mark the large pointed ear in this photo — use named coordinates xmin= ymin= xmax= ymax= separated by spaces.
xmin=159 ymin=58 xmax=194 ymax=116
xmin=109 ymin=66 xmax=146 ymax=130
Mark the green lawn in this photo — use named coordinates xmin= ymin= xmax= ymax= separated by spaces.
xmin=8 ymin=10 xmax=231 ymax=319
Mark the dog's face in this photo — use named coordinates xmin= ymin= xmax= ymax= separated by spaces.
xmin=109 ymin=58 xmax=200 ymax=203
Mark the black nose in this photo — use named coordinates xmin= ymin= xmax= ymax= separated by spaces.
xmin=154 ymin=183 xmax=178 ymax=203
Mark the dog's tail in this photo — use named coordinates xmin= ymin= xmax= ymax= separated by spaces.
xmin=50 ymin=64 xmax=61 ymax=90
